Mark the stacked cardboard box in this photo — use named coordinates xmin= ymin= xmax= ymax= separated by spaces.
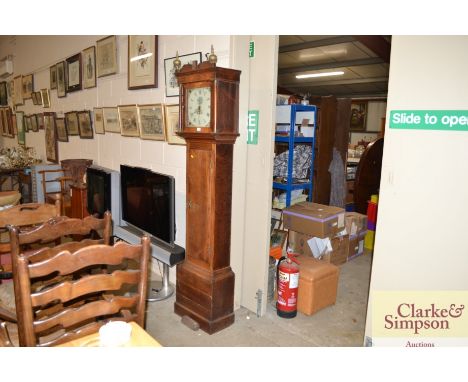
xmin=344 ymin=211 xmax=367 ymax=261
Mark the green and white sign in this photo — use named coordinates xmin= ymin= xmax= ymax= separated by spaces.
xmin=249 ymin=41 xmax=255 ymax=58
xmin=247 ymin=110 xmax=259 ymax=145
xmin=390 ymin=110 xmax=468 ymax=131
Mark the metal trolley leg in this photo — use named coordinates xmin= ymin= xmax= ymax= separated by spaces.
xmin=146 ymin=263 xmax=174 ymax=302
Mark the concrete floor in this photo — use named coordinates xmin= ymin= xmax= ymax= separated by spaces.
xmin=144 ymin=252 xmax=373 ymax=347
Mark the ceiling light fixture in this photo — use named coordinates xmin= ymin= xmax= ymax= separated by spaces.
xmin=296 ymin=71 xmax=344 ymax=79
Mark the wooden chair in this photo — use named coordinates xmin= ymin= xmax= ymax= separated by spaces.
xmin=10 ymin=232 xmax=150 ymax=347
xmin=0 ymin=211 xmax=112 ymax=346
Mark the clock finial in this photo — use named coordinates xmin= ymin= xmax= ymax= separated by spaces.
xmin=207 ymin=45 xmax=217 ymax=65
xmin=173 ymin=51 xmax=182 ymax=72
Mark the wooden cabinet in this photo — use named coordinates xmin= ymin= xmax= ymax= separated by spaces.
xmin=70 ymin=185 xmax=89 ymax=219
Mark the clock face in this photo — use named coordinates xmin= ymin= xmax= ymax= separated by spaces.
xmin=187 ymin=87 xmax=211 ymax=128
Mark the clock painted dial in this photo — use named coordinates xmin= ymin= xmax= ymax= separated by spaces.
xmin=187 ymin=87 xmax=211 ymax=128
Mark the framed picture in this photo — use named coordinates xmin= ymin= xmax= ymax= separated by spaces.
xmin=0 ymin=108 xmax=5 ymax=136
xmin=93 ymin=107 xmax=104 ymax=134
xmin=30 ymin=114 xmax=39 ymax=132
xmin=13 ymin=75 xmax=23 ymax=106
xmin=0 ymin=82 xmax=7 ymax=106
xmin=164 ymin=104 xmax=185 ymax=145
xmin=102 ymin=107 xmax=120 ymax=133
xmin=55 ymin=117 xmax=68 ymax=142
xmin=24 ymin=115 xmax=31 ymax=132
xmin=77 ymin=110 xmax=93 ymax=139
xmin=31 ymin=92 xmax=38 ymax=105
xmin=22 ymin=74 xmax=34 ymax=100
xmin=37 ymin=113 xmax=44 ymax=130
xmin=118 ymin=105 xmax=139 ymax=137
xmin=5 ymin=108 xmax=13 ymax=137
xmin=128 ymin=36 xmax=158 ymax=90
xmin=50 ymin=65 xmax=57 ymax=89
xmin=65 ymin=111 xmax=79 ymax=135
xmin=138 ymin=104 xmax=165 ymax=140
xmin=35 ymin=91 xmax=43 ymax=106
xmin=11 ymin=113 xmax=17 ymax=135
xmin=66 ymin=53 xmax=82 ymax=93
xmin=96 ymin=35 xmax=118 ymax=78
xmin=7 ymin=80 xmax=13 ymax=101
xmin=350 ymin=101 xmax=367 ymax=131
xmin=16 ymin=111 xmax=25 ymax=145
xmin=41 ymin=89 xmax=50 ymax=108
xmin=56 ymin=61 xmax=67 ymax=98
xmin=164 ymin=52 xmax=202 ymax=97
xmin=270 ymin=229 xmax=288 ymax=249
xmin=44 ymin=112 xmax=58 ymax=163
xmin=82 ymin=46 xmax=96 ymax=89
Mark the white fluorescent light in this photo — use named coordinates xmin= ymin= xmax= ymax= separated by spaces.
xmin=130 ymin=52 xmax=153 ymax=62
xmin=296 ymin=71 xmax=344 ymax=79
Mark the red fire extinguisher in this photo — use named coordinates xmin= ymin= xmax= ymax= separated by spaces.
xmin=276 ymin=253 xmax=299 ymax=318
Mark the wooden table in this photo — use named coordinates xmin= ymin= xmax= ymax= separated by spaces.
xmin=57 ymin=322 xmax=162 ymax=347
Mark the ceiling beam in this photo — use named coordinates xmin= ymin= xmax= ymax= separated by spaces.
xmin=278 ymin=57 xmax=383 ymax=75
xmin=279 ymin=36 xmax=356 ymax=53
xmin=353 ymin=35 xmax=391 ymax=63
xmin=280 ymin=76 xmax=389 ymax=88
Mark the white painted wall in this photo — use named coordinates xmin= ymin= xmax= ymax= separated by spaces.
xmin=365 ymin=36 xmax=468 ymax=341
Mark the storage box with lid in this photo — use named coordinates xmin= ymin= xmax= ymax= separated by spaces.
xmin=283 ymin=202 xmax=345 ymax=238
xmin=297 ymin=256 xmax=339 ymax=315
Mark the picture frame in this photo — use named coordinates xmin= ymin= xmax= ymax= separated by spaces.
xmin=55 ymin=117 xmax=68 ymax=142
xmin=66 ymin=53 xmax=82 ymax=93
xmin=22 ymin=74 xmax=34 ymax=100
xmin=50 ymin=65 xmax=57 ymax=89
xmin=31 ymin=91 xmax=38 ymax=105
xmin=138 ymin=103 xmax=165 ymax=140
xmin=93 ymin=107 xmax=105 ymax=134
xmin=13 ymin=75 xmax=23 ymax=106
xmin=35 ymin=91 xmax=43 ymax=106
xmin=11 ymin=113 xmax=17 ymax=135
xmin=164 ymin=52 xmax=202 ymax=97
xmin=0 ymin=82 xmax=7 ymax=106
xmin=65 ymin=111 xmax=79 ymax=135
xmin=44 ymin=112 xmax=58 ymax=163
xmin=118 ymin=105 xmax=140 ymax=137
xmin=36 ymin=113 xmax=44 ymax=130
xmin=16 ymin=111 xmax=25 ymax=145
xmin=350 ymin=101 xmax=368 ymax=131
xmin=7 ymin=80 xmax=13 ymax=101
xmin=56 ymin=61 xmax=67 ymax=98
xmin=41 ymin=88 xmax=50 ymax=108
xmin=0 ymin=108 xmax=5 ymax=136
xmin=82 ymin=46 xmax=96 ymax=89
xmin=128 ymin=36 xmax=158 ymax=90
xmin=270 ymin=229 xmax=288 ymax=249
xmin=102 ymin=107 xmax=120 ymax=133
xmin=30 ymin=114 xmax=39 ymax=132
xmin=96 ymin=35 xmax=118 ymax=78
xmin=164 ymin=104 xmax=185 ymax=145
xmin=77 ymin=110 xmax=93 ymax=139
xmin=24 ymin=115 xmax=31 ymax=132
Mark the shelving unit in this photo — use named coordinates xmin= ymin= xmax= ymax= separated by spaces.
xmin=273 ymin=104 xmax=317 ymax=207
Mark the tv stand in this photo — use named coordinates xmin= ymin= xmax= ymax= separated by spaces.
xmin=113 ymin=225 xmax=185 ymax=302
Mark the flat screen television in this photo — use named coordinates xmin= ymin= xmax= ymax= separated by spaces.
xmin=120 ymin=164 xmax=175 ymax=246
xmin=86 ymin=165 xmax=120 ymax=226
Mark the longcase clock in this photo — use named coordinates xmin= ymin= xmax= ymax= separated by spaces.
xmin=174 ymin=59 xmax=241 ymax=334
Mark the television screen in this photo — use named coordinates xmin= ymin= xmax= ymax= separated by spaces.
xmin=86 ymin=167 xmax=111 ymax=218
xmin=120 ymin=164 xmax=175 ymax=245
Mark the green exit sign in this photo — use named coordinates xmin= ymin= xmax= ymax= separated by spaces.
xmin=249 ymin=41 xmax=255 ymax=58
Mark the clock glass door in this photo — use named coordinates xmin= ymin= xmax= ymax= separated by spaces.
xmin=186 ymin=86 xmax=211 ymax=128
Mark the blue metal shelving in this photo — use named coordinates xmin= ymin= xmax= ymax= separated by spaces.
xmin=273 ymin=104 xmax=317 ymax=207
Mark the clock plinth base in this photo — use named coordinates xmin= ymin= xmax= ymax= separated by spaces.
xmin=174 ymin=262 xmax=235 ymax=334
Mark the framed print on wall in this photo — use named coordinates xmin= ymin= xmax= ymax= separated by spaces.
xmin=128 ymin=36 xmax=158 ymax=90
xmin=164 ymin=52 xmax=202 ymax=97
xmin=22 ymin=74 xmax=34 ymax=100
xmin=50 ymin=65 xmax=57 ymax=89
xmin=37 ymin=113 xmax=44 ymax=130
xmin=138 ymin=103 xmax=165 ymax=141
xmin=118 ymin=105 xmax=140 ymax=137
xmin=77 ymin=110 xmax=93 ymax=139
xmin=93 ymin=107 xmax=104 ymax=134
xmin=41 ymin=88 xmax=50 ymax=108
xmin=55 ymin=117 xmax=68 ymax=142
xmin=82 ymin=46 xmax=96 ymax=89
xmin=66 ymin=53 xmax=82 ymax=93
xmin=30 ymin=114 xmax=39 ymax=132
xmin=102 ymin=107 xmax=120 ymax=133
xmin=44 ymin=112 xmax=58 ymax=163
xmin=65 ymin=111 xmax=79 ymax=135
xmin=164 ymin=104 xmax=185 ymax=145
xmin=24 ymin=115 xmax=31 ymax=132
xmin=16 ymin=111 xmax=25 ymax=145
xmin=96 ymin=35 xmax=118 ymax=78
xmin=13 ymin=75 xmax=23 ymax=106
xmin=56 ymin=61 xmax=67 ymax=98
xmin=0 ymin=82 xmax=7 ymax=106
xmin=350 ymin=101 xmax=367 ymax=131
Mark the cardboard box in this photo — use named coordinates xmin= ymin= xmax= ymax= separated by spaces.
xmin=345 ymin=212 xmax=368 ymax=236
xmin=288 ymin=230 xmax=349 ymax=266
xmin=297 ymin=256 xmax=339 ymax=315
xmin=283 ymin=202 xmax=345 ymax=238
xmin=347 ymin=231 xmax=366 ymax=261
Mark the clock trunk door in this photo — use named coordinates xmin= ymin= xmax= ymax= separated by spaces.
xmin=186 ymin=142 xmax=214 ymax=269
